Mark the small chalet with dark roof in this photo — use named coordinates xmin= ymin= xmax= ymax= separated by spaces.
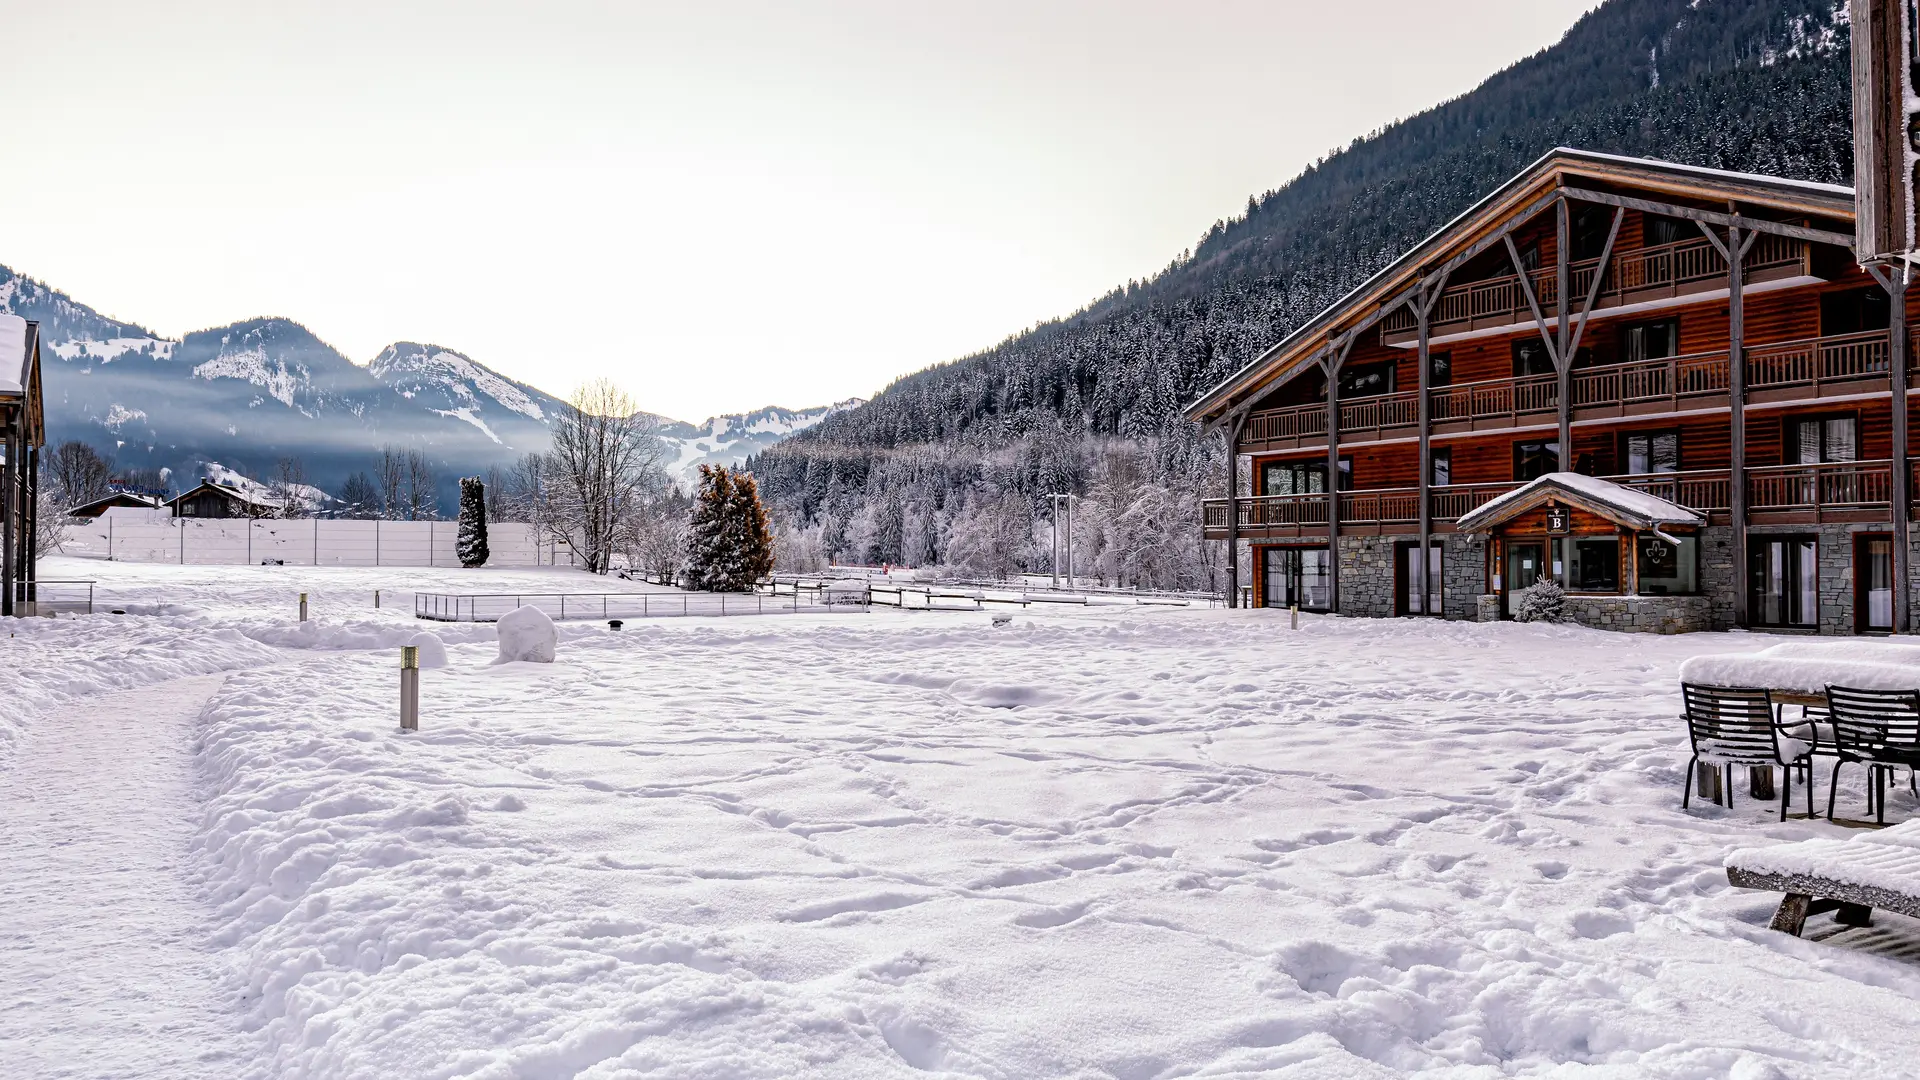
xmin=169 ymin=479 xmax=277 ymax=519
xmin=67 ymin=491 xmax=167 ymax=519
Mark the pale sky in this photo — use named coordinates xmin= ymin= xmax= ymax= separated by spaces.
xmin=1 ymin=0 xmax=1597 ymax=422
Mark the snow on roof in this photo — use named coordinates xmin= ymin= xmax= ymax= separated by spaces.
xmin=1453 ymin=472 xmax=1706 ymax=534
xmin=1555 ymin=148 xmax=1856 ymax=198
xmin=0 ymin=314 xmax=26 ymax=396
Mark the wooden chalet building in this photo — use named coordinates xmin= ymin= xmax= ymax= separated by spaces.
xmin=1187 ymin=149 xmax=1915 ymax=635
xmin=169 ymin=479 xmax=277 ymax=519
xmin=0 ymin=313 xmax=45 ymax=618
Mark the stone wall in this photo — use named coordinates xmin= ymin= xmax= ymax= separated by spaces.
xmin=1697 ymin=525 xmax=1739 ymax=631
xmin=1442 ymin=534 xmax=1488 ymax=621
xmin=1561 ymin=594 xmax=1713 ymax=634
xmin=1336 ymin=536 xmax=1395 ymax=618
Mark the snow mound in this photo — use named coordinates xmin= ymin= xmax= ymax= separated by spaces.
xmin=494 ymin=605 xmax=555 ymax=664
xmin=408 ymin=631 xmax=449 ymax=669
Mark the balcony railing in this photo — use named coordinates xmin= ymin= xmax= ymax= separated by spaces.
xmin=1381 ymin=233 xmax=1805 ymax=337
xmin=1747 ymin=460 xmax=1893 ymax=513
xmin=1747 ymin=330 xmax=1892 ymax=393
xmin=1599 ymin=469 xmax=1731 ymax=511
xmin=1201 ymin=482 xmax=1521 ymax=534
xmin=1236 ymin=330 xmax=1900 ymax=453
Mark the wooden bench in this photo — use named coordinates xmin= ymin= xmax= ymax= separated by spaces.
xmin=1727 ymin=825 xmax=1920 ymax=936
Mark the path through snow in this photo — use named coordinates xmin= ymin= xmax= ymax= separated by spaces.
xmin=0 ymin=676 xmax=246 ymax=1079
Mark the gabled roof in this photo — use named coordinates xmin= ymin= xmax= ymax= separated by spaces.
xmin=0 ymin=313 xmax=45 ymax=447
xmin=1453 ymin=472 xmax=1706 ymax=535
xmin=1184 ymin=148 xmax=1858 ymax=426
xmin=168 ymin=481 xmax=280 ymax=512
xmin=66 ymin=491 xmax=166 ymax=518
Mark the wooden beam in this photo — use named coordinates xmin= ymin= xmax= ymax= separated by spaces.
xmin=1562 ymin=186 xmax=1854 ymax=248
xmin=1504 ymin=233 xmax=1560 ymax=368
xmin=1718 ymin=218 xmax=1751 ymax=628
xmin=1416 ymin=267 xmax=1452 ymax=617
xmin=1324 ymin=333 xmax=1357 ymax=614
xmin=1554 ymin=200 xmax=1574 ymax=471
xmin=1224 ymin=414 xmax=1243 ymax=608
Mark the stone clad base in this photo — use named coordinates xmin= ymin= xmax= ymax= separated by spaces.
xmin=1471 ymin=592 xmax=1708 ymax=633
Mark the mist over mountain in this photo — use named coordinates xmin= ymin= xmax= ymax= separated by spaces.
xmin=0 ymin=264 xmax=856 ymax=507
xmin=749 ymin=0 xmax=1857 ymax=582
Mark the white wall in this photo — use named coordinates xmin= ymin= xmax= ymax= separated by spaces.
xmin=58 ymin=518 xmax=569 ymax=567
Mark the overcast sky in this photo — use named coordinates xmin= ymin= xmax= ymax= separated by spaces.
xmin=2 ymin=0 xmax=1597 ymax=422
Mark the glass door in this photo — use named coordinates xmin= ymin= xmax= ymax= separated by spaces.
xmin=1263 ymin=547 xmax=1333 ymax=611
xmin=1858 ymin=536 xmax=1894 ymax=632
xmin=1750 ymin=537 xmax=1818 ymax=628
xmin=1398 ymin=542 xmax=1443 ymax=616
xmin=1504 ymin=542 xmax=1544 ymax=618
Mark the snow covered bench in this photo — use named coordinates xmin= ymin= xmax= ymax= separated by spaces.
xmin=1726 ymin=819 xmax=1920 ymax=936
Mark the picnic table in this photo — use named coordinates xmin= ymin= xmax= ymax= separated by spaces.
xmin=1728 ymin=818 xmax=1920 ymax=935
xmin=1678 ymin=641 xmax=1920 ymax=807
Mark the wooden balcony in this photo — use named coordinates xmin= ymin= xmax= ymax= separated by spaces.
xmin=1236 ymin=330 xmax=1899 ymax=456
xmin=1378 ymin=233 xmax=1811 ymax=345
xmin=1748 ymin=460 xmax=1895 ymax=523
xmin=1203 ymin=463 xmax=1904 ymax=539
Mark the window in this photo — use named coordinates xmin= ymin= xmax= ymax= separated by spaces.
xmin=1261 ymin=459 xmax=1352 ymax=495
xmin=1644 ymin=213 xmax=1690 ymax=247
xmin=1513 ymin=441 xmax=1560 ymax=482
xmin=1430 ymin=447 xmax=1451 ymax=487
xmin=1513 ymin=338 xmax=1555 ymax=377
xmin=1263 ymin=546 xmax=1332 ymax=610
xmin=1338 ymin=362 xmax=1394 ymax=398
xmin=1637 ymin=534 xmax=1698 ymax=595
xmin=1620 ymin=319 xmax=1680 ymax=363
xmin=1516 ymin=242 xmax=1541 ymax=272
xmin=1858 ymin=536 xmax=1894 ymax=632
xmin=1819 ymin=286 xmax=1892 ymax=336
xmin=1570 ymin=205 xmax=1614 ymax=261
xmin=1624 ymin=431 xmax=1680 ymax=474
xmin=1555 ymin=537 xmax=1620 ymax=592
xmin=1787 ymin=414 xmax=1858 ymax=464
xmin=1428 ymin=351 xmax=1452 ymax=388
xmin=1750 ymin=536 xmax=1819 ymax=628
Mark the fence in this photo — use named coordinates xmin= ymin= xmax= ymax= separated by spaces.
xmin=57 ymin=517 xmax=569 ymax=567
xmin=415 ymin=589 xmax=859 ymax=622
xmin=9 ymin=580 xmax=96 ymax=615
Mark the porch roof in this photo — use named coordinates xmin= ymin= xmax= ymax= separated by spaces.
xmin=1453 ymin=472 xmax=1705 ymax=535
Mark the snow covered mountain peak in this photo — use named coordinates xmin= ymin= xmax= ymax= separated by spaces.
xmin=656 ymin=399 xmax=863 ymax=483
xmin=369 ymin=342 xmax=551 ymax=422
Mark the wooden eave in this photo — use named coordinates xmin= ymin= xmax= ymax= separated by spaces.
xmin=0 ymin=321 xmax=45 ymax=447
xmin=1184 ymin=148 xmax=1859 ymax=428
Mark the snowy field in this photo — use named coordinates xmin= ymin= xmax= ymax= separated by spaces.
xmin=4 ymin=556 xmax=1920 ymax=1078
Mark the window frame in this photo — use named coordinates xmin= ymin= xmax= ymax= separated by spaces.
xmin=1784 ymin=411 xmax=1860 ymax=465
xmin=1620 ymin=429 xmax=1682 ymax=475
xmin=1512 ymin=440 xmax=1561 ymax=482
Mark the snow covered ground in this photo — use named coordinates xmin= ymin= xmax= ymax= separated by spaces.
xmin=6 ymin=556 xmax=1920 ymax=1078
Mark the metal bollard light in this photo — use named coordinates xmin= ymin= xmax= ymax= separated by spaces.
xmin=375 ymin=589 xmax=381 ymax=609
xmin=400 ymin=645 xmax=420 ymax=731
xmin=1290 ymin=604 xmax=1298 ymax=630
xmin=299 ymin=592 xmax=309 ymax=622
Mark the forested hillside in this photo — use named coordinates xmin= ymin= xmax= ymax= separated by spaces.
xmin=751 ymin=0 xmax=1856 ymax=589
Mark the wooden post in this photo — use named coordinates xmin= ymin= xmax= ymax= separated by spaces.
xmin=1750 ymin=765 xmax=1777 ymax=800
xmin=1225 ymin=415 xmax=1245 ymax=608
xmin=399 ymin=645 xmax=419 ymax=731
xmin=1891 ymin=268 xmax=1912 ymax=632
xmin=1701 ymin=218 xmax=1755 ymax=627
xmin=0 ymin=417 xmax=14 ymax=618
xmin=1696 ymin=761 xmax=1724 ymax=806
xmin=1555 ymin=199 xmax=1574 ymax=472
xmin=1416 ymin=289 xmax=1433 ymax=616
xmin=1324 ymin=335 xmax=1356 ymax=613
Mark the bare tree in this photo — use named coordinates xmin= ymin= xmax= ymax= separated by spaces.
xmin=33 ymin=487 xmax=70 ymax=558
xmin=47 ymin=440 xmax=113 ymax=507
xmin=376 ymin=445 xmax=406 ymax=520
xmin=623 ymin=485 xmax=691 ymax=582
xmin=402 ymin=450 xmax=438 ymax=520
xmin=268 ymin=456 xmax=310 ymax=519
xmin=546 ymin=379 xmax=666 ymax=573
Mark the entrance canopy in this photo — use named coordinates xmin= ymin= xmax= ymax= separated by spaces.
xmin=1455 ymin=472 xmax=1706 ymax=536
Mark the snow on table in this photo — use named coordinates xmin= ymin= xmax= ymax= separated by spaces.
xmin=1678 ymin=639 xmax=1920 ymax=695
xmin=10 ymin=558 xmax=1920 ymax=1077
xmin=1728 ymin=819 xmax=1920 ymax=896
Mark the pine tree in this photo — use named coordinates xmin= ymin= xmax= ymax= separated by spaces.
xmin=723 ymin=471 xmax=776 ymax=590
xmin=1514 ymin=579 xmax=1570 ymax=624
xmin=684 ymin=465 xmax=734 ymax=590
xmin=456 ymin=476 xmax=489 ymax=568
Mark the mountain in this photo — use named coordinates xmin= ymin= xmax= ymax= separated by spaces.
xmin=1 ymin=264 xmax=852 ymax=505
xmin=655 ymin=401 xmax=863 ymax=484
xmin=749 ymin=0 xmax=1858 ymax=585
